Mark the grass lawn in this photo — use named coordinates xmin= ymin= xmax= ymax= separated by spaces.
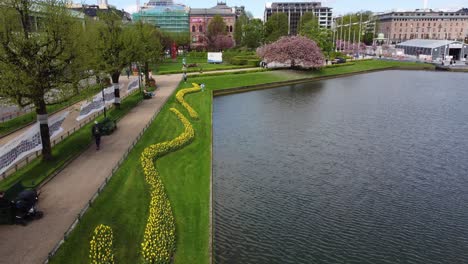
xmin=0 ymin=85 xmax=103 ymax=137
xmin=49 ymin=59 xmax=433 ymax=264
xmin=0 ymin=90 xmax=144 ymax=191
xmin=152 ymin=57 xmax=252 ymax=75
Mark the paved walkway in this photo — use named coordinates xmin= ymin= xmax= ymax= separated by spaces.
xmin=0 ymin=74 xmax=181 ymax=264
xmin=187 ymin=67 xmax=261 ymax=76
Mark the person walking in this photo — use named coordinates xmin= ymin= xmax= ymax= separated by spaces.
xmin=126 ymin=67 xmax=131 ymax=79
xmin=183 ymin=72 xmax=187 ymax=83
xmin=92 ymin=121 xmax=102 ymax=150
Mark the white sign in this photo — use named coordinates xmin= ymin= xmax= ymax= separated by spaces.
xmin=208 ymin=52 xmax=223 ymax=63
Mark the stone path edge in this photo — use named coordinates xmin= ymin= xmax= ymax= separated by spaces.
xmin=43 ymin=83 xmax=179 ymax=263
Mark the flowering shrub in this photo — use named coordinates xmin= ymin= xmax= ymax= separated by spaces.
xmin=257 ymin=36 xmax=324 ymax=69
xmin=89 ymin=224 xmax=114 ymax=264
xmin=175 ymin=84 xmax=202 ymax=119
xmin=140 ymin=108 xmax=196 ymax=263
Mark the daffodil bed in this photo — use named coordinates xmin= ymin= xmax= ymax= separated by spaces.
xmin=89 ymin=224 xmax=114 ymax=264
xmin=175 ymin=84 xmax=201 ymax=119
xmin=87 ymin=86 xmax=199 ymax=264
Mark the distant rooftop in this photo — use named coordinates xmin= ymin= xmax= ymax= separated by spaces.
xmin=190 ymin=2 xmax=235 ymax=16
xmin=396 ymin=39 xmax=464 ymax=49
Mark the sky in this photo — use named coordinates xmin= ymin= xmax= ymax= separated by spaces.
xmin=84 ymin=0 xmax=468 ymax=19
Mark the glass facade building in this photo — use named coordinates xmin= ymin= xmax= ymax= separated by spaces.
xmin=132 ymin=0 xmax=189 ymax=33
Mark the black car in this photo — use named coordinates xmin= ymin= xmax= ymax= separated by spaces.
xmin=332 ymin=57 xmax=347 ymax=64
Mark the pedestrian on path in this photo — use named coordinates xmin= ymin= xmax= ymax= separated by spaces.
xmin=126 ymin=68 xmax=131 ymax=79
xmin=92 ymin=121 xmax=102 ymax=150
xmin=183 ymin=72 xmax=187 ymax=83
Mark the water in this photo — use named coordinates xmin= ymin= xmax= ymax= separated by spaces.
xmin=213 ymin=70 xmax=468 ymax=264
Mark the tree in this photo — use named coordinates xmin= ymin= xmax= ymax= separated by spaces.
xmin=94 ymin=10 xmax=135 ymax=107
xmin=257 ymin=36 xmax=324 ymax=69
xmin=234 ymin=14 xmax=248 ymax=46
xmin=207 ymin=15 xmax=227 ymax=38
xmin=211 ymin=35 xmax=234 ymax=51
xmin=134 ymin=22 xmax=163 ymax=84
xmin=0 ymin=0 xmax=88 ymax=160
xmin=300 ymin=19 xmax=334 ymax=57
xmin=298 ymin=12 xmax=317 ymax=34
xmin=264 ymin=13 xmax=288 ymax=43
xmin=207 ymin=15 xmax=232 ymax=50
xmin=242 ymin=18 xmax=264 ymax=49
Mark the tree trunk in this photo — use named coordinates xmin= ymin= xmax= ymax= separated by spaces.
xmin=144 ymin=61 xmax=150 ymax=85
xmin=111 ymin=71 xmax=121 ymax=108
xmin=36 ymin=99 xmax=53 ymax=161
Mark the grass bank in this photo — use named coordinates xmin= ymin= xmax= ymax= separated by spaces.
xmin=0 ymin=90 xmax=144 ymax=191
xmin=0 ymin=85 xmax=102 ymax=137
xmin=153 ymin=57 xmax=252 ymax=75
xmin=49 ymin=59 xmax=433 ymax=264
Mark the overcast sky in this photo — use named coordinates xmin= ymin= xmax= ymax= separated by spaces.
xmin=83 ymin=0 xmax=467 ymax=18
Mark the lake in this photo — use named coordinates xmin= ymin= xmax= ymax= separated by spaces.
xmin=213 ymin=70 xmax=468 ymax=264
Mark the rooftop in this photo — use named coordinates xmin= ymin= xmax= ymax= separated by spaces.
xmin=396 ymin=39 xmax=464 ymax=49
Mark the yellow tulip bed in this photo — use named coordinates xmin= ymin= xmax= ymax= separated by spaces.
xmin=140 ymin=107 xmax=195 ymax=263
xmin=87 ymin=82 xmax=200 ymax=264
xmin=89 ymin=224 xmax=114 ymax=264
xmin=175 ymin=83 xmax=201 ymax=119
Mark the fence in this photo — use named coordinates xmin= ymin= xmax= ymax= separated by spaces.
xmin=44 ymin=90 xmax=165 ymax=263
xmin=0 ymin=81 xmax=141 ymax=182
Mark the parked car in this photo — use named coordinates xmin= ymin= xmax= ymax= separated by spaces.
xmin=332 ymin=57 xmax=347 ymax=64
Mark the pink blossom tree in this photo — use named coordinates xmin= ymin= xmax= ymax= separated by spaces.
xmin=256 ymin=36 xmax=325 ymax=69
xmin=211 ymin=35 xmax=234 ymax=51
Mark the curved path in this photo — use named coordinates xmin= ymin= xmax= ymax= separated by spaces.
xmin=0 ymin=74 xmax=182 ymax=264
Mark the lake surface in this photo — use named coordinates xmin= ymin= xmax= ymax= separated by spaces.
xmin=213 ymin=70 xmax=468 ymax=264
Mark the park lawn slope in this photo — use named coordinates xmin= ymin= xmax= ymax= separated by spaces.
xmin=50 ymin=84 xmax=211 ymax=264
xmin=49 ymin=59 xmax=433 ymax=264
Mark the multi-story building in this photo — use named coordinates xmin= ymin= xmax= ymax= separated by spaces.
xmin=264 ymin=1 xmax=332 ymax=35
xmin=189 ymin=1 xmax=236 ymax=49
xmin=132 ymin=0 xmax=189 ymax=33
xmin=376 ymin=8 xmax=468 ymax=44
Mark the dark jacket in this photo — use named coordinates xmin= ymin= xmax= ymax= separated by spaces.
xmin=92 ymin=124 xmax=101 ymax=138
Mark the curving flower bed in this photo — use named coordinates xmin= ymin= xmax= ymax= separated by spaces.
xmin=175 ymin=84 xmax=202 ymax=119
xmin=87 ymin=83 xmax=200 ymax=264
xmin=140 ymin=107 xmax=196 ymax=263
xmin=89 ymin=224 xmax=114 ymax=264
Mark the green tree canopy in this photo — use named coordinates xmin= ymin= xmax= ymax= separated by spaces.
xmin=264 ymin=13 xmax=288 ymax=43
xmin=234 ymin=14 xmax=248 ymax=46
xmin=94 ymin=10 xmax=137 ymax=106
xmin=0 ymin=0 xmax=90 ymax=160
xmin=242 ymin=18 xmax=264 ymax=49
xmin=207 ymin=15 xmax=227 ymax=38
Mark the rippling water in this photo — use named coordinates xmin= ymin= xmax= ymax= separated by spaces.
xmin=213 ymin=70 xmax=468 ymax=264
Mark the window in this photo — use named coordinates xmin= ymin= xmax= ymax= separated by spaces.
xmin=192 ymin=25 xmax=195 ymax=32
xmin=199 ymin=25 xmax=203 ymax=32
xmin=230 ymin=25 xmax=233 ymax=32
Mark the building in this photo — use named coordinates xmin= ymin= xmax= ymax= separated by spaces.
xmin=132 ymin=0 xmax=189 ymax=33
xmin=189 ymin=1 xmax=236 ymax=49
xmin=264 ymin=1 xmax=333 ymax=35
xmin=395 ymin=39 xmax=468 ymax=60
xmin=68 ymin=3 xmax=131 ymax=21
xmin=376 ymin=8 xmax=468 ymax=44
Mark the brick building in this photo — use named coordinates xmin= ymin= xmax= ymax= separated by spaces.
xmin=189 ymin=1 xmax=236 ymax=49
xmin=376 ymin=8 xmax=468 ymax=44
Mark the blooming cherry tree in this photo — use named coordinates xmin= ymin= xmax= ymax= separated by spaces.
xmin=257 ymin=36 xmax=325 ymax=69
